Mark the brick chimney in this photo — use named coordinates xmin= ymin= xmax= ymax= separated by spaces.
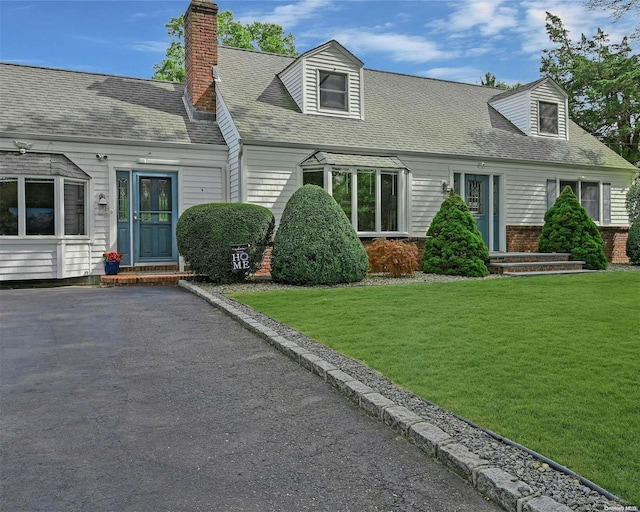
xmin=184 ymin=0 xmax=218 ymax=121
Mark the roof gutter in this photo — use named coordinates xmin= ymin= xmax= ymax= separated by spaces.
xmin=0 ymin=131 xmax=228 ymax=152
xmin=238 ymin=138 xmax=638 ymax=174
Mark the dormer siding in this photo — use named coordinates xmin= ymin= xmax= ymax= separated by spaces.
xmin=279 ymin=59 xmax=305 ymax=111
xmin=529 ymin=81 xmax=568 ymax=139
xmin=490 ymin=92 xmax=531 ymax=135
xmin=304 ymin=46 xmax=363 ymax=119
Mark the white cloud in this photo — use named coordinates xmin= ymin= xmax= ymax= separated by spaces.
xmin=238 ymin=0 xmax=335 ymax=28
xmin=435 ymin=0 xmax=519 ymax=37
xmin=132 ymin=41 xmax=168 ymax=53
xmin=328 ymin=30 xmax=458 ymax=63
xmin=418 ymin=66 xmax=484 ymax=84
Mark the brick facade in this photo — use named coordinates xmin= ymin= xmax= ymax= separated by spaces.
xmin=185 ymin=0 xmax=218 ymax=116
xmin=506 ymin=225 xmax=630 ymax=263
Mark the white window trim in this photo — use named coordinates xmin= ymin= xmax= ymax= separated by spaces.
xmin=0 ymin=175 xmax=90 ymax=239
xmin=538 ymin=100 xmax=560 ymax=137
xmin=302 ymin=165 xmax=407 ymax=235
xmin=317 ymin=69 xmax=350 ymax=114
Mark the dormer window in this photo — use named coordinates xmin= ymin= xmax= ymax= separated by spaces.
xmin=539 ymin=101 xmax=559 ymax=135
xmin=319 ymin=71 xmax=348 ymax=111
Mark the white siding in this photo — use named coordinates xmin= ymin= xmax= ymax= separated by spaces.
xmin=217 ymin=92 xmax=241 ymax=202
xmin=61 ymin=241 xmax=92 ymax=277
xmin=0 ymin=136 xmax=227 ymax=280
xmin=530 ymin=82 xmax=568 ymax=139
xmin=489 ymin=93 xmax=531 ymax=135
xmin=244 ymin=145 xmax=308 ymax=225
xmin=304 ymin=46 xmax=363 ymax=120
xmin=0 ymin=243 xmax=57 ymax=280
xmin=278 ymin=60 xmax=305 ymax=111
xmin=240 ymin=146 xmax=633 ymax=245
xmin=399 ymin=156 xmax=451 ymax=236
xmin=182 ymin=166 xmax=225 ymax=210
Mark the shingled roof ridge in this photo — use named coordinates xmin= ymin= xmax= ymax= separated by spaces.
xmin=0 ymin=61 xmax=180 ymax=85
xmin=219 ymin=44 xmax=508 ymax=92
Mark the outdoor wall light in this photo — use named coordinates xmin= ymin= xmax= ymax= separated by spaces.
xmin=442 ymin=181 xmax=449 ymax=195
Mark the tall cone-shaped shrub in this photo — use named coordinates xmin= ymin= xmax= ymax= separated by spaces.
xmin=538 ymin=185 xmax=607 ymax=270
xmin=627 ymin=217 xmax=640 ymax=264
xmin=422 ymin=190 xmax=489 ymax=277
xmin=271 ymin=185 xmax=368 ymax=285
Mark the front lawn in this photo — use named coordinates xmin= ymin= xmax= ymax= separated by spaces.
xmin=230 ymin=272 xmax=640 ymax=504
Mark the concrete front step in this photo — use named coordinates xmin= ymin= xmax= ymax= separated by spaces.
xmin=505 ymin=269 xmax=597 ymax=277
xmin=488 ymin=253 xmax=589 ymax=276
xmin=489 ymin=260 xmax=586 ymax=275
xmin=489 ymin=252 xmax=572 ymax=264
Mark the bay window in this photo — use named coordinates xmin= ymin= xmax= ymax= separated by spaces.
xmin=303 ymin=165 xmax=404 ymax=234
xmin=25 ymin=179 xmax=55 ymax=235
xmin=0 ymin=176 xmax=88 ymax=237
xmin=0 ymin=178 xmax=18 ymax=235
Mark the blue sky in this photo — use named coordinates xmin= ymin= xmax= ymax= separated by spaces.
xmin=0 ymin=0 xmax=637 ymax=86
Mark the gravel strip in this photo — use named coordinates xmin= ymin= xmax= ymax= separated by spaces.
xmin=190 ymin=267 xmax=638 ymax=511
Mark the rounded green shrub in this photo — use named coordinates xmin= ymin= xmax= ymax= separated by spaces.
xmin=422 ymin=190 xmax=489 ymax=277
xmin=176 ymin=203 xmax=274 ymax=283
xmin=538 ymin=185 xmax=607 ymax=270
xmin=626 ymin=217 xmax=640 ymax=264
xmin=271 ymin=185 xmax=368 ymax=285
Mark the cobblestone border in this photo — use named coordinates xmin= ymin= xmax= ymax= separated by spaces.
xmin=179 ymin=280 xmax=631 ymax=512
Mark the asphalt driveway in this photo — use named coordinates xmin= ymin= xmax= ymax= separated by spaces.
xmin=0 ymin=286 xmax=500 ymax=512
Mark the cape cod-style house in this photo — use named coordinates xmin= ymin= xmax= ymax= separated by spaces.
xmin=1 ymin=0 xmax=636 ymax=282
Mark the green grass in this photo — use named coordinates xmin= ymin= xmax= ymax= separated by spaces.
xmin=230 ymin=272 xmax=640 ymax=504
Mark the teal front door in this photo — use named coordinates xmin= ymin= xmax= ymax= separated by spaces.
xmin=466 ymin=174 xmax=490 ymax=248
xmin=132 ymin=172 xmax=178 ymax=263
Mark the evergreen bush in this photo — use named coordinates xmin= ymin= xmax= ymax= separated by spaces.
xmin=271 ymin=185 xmax=368 ymax=285
xmin=422 ymin=190 xmax=489 ymax=277
xmin=366 ymin=238 xmax=420 ymax=277
xmin=626 ymin=218 xmax=640 ymax=264
xmin=626 ymin=173 xmax=640 ymax=224
xmin=176 ymin=203 xmax=274 ymax=283
xmin=538 ymin=185 xmax=607 ymax=270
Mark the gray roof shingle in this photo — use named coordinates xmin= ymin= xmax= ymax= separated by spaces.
xmin=217 ymin=46 xmax=635 ymax=171
xmin=0 ymin=63 xmax=224 ymax=145
xmin=0 ymin=151 xmax=91 ymax=179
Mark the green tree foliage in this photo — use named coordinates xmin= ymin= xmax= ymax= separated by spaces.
xmin=480 ymin=72 xmax=521 ymax=90
xmin=626 ymin=172 xmax=640 ymax=223
xmin=270 ymin=185 xmax=368 ymax=286
xmin=540 ymin=12 xmax=640 ymax=164
xmin=422 ymin=190 xmax=490 ymax=277
xmin=153 ymin=11 xmax=297 ymax=82
xmin=218 ymin=11 xmax=297 ymax=56
xmin=538 ymin=186 xmax=608 ymax=270
xmin=152 ymin=15 xmax=186 ymax=82
xmin=626 ymin=217 xmax=640 ymax=263
xmin=176 ymin=203 xmax=274 ymax=283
